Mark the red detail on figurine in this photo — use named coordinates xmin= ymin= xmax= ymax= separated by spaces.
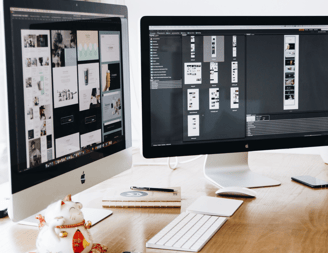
xmin=28 ymin=243 xmax=108 ymax=253
xmin=84 ymin=220 xmax=92 ymax=229
xmin=35 ymin=214 xmax=46 ymax=229
xmin=72 ymin=229 xmax=86 ymax=253
xmin=90 ymin=243 xmax=108 ymax=253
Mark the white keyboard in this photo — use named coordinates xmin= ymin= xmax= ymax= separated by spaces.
xmin=146 ymin=212 xmax=227 ymax=252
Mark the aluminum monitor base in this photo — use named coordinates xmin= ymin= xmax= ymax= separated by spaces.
xmin=204 ymin=152 xmax=281 ymax=188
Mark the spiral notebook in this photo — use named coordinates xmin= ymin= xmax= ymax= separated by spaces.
xmin=102 ymin=187 xmax=181 ymax=208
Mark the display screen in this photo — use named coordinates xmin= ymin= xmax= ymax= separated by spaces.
xmin=148 ymin=24 xmax=328 ymax=147
xmin=9 ymin=8 xmax=126 ymax=192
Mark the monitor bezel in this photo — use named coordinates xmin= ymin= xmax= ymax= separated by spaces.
xmin=141 ymin=16 xmax=328 ymax=158
xmin=3 ymin=0 xmax=128 ymax=192
xmin=2 ymin=0 xmax=132 ymax=222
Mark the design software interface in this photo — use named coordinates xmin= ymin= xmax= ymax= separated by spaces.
xmin=10 ymin=8 xmax=125 ymax=173
xmin=149 ymin=25 xmax=328 ymax=146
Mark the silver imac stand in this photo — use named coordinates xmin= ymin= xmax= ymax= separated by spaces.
xmin=204 ymin=152 xmax=281 ymax=188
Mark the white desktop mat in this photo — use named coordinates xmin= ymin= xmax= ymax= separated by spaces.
xmin=186 ymin=196 xmax=243 ymax=217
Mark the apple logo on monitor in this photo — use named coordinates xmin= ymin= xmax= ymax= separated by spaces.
xmin=81 ymin=171 xmax=85 ymax=184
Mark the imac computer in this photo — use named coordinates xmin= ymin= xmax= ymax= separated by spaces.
xmin=141 ymin=16 xmax=328 ymax=189
xmin=1 ymin=0 xmax=132 ymax=222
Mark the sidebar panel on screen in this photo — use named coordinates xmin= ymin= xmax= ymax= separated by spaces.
xmin=21 ymin=30 xmax=54 ymax=170
xmin=99 ymin=31 xmax=124 ymax=144
xmin=149 ymin=34 xmax=183 ymax=146
xmin=52 ymin=30 xmax=80 ymax=158
xmin=76 ymin=31 xmax=102 ymax=150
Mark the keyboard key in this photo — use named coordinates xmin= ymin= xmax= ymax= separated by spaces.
xmin=190 ymin=217 xmax=227 ymax=251
xmin=147 ymin=212 xmax=188 ymax=244
xmin=157 ymin=213 xmax=195 ymax=246
xmin=181 ymin=215 xmax=211 ymax=249
xmin=172 ymin=214 xmax=204 ymax=248
xmin=165 ymin=214 xmax=202 ymax=247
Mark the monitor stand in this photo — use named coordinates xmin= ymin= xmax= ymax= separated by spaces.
xmin=204 ymin=152 xmax=281 ymax=188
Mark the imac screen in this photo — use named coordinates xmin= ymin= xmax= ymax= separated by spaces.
xmin=147 ymin=23 xmax=328 ymax=148
xmin=8 ymin=8 xmax=126 ymax=193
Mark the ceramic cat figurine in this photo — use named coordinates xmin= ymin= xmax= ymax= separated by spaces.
xmin=36 ymin=195 xmax=93 ymax=253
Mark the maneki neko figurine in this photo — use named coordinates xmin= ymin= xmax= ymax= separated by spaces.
xmin=35 ymin=194 xmax=108 ymax=253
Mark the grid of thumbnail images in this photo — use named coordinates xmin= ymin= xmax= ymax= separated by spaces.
xmin=21 ymin=28 xmax=123 ymax=171
xmin=284 ymin=36 xmax=297 ymax=106
xmin=184 ymin=35 xmax=240 ymax=138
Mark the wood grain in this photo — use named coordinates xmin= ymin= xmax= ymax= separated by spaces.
xmin=1 ymin=151 xmax=328 ymax=253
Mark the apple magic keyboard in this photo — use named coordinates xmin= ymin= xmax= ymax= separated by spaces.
xmin=146 ymin=212 xmax=227 ymax=252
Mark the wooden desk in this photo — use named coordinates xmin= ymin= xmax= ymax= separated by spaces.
xmin=1 ymin=151 xmax=328 ymax=253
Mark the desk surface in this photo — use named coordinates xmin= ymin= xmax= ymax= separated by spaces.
xmin=1 ymin=151 xmax=328 ymax=253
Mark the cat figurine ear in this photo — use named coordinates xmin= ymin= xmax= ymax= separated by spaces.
xmin=63 ymin=194 xmax=72 ymax=202
xmin=62 ymin=194 xmax=83 ymax=209
xmin=76 ymin=202 xmax=83 ymax=209
xmin=56 ymin=199 xmax=64 ymax=212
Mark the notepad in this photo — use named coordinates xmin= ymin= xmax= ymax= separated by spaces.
xmin=102 ymin=187 xmax=181 ymax=208
xmin=186 ymin=196 xmax=243 ymax=217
